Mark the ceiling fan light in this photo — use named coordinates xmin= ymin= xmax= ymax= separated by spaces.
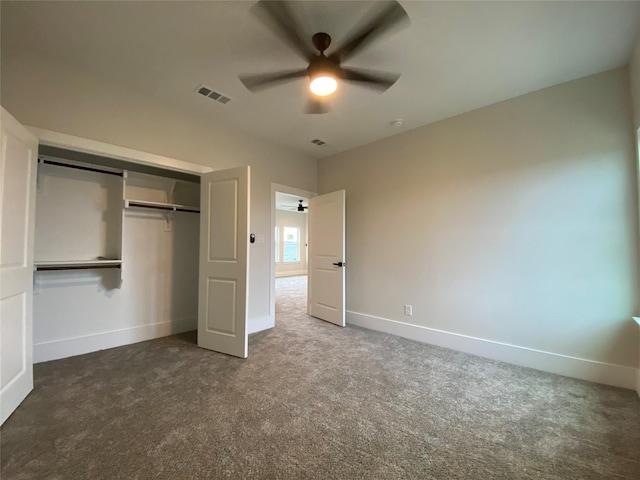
xmin=310 ymin=75 xmax=337 ymax=96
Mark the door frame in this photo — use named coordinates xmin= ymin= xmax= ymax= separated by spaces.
xmin=28 ymin=128 xmax=212 ymax=176
xmin=270 ymin=183 xmax=316 ymax=324
xmin=21 ymin=128 xmax=213 ymax=351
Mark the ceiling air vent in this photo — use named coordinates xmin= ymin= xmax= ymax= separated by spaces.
xmin=311 ymin=139 xmax=327 ymax=146
xmin=196 ymin=85 xmax=231 ymax=105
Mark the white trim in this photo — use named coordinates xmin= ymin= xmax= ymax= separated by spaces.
xmin=248 ymin=315 xmax=274 ymax=335
xmin=34 ymin=318 xmax=196 ymax=363
xmin=348 ymin=311 xmax=638 ymax=390
xmin=27 ymin=127 xmax=212 ymax=175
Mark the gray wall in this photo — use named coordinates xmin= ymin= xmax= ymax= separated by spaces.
xmin=319 ymin=68 xmax=639 ymax=369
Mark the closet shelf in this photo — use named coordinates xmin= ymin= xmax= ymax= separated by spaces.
xmin=35 ymin=259 xmax=123 ymax=271
xmin=124 ymin=199 xmax=200 ymax=213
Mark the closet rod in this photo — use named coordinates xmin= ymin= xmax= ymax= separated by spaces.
xmin=39 ymin=158 xmax=124 ymax=177
xmin=36 ymin=264 xmax=121 ymax=271
xmin=127 ymin=201 xmax=200 ymax=213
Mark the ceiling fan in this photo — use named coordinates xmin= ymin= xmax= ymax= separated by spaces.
xmin=278 ymin=200 xmax=309 ymax=212
xmin=239 ymin=0 xmax=409 ymax=114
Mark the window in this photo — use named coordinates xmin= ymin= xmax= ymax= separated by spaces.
xmin=275 ymin=225 xmax=302 ymax=264
xmin=282 ymin=227 xmax=300 ymax=262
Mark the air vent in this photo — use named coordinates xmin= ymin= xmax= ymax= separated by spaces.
xmin=311 ymin=138 xmax=327 ymax=146
xmin=196 ymin=85 xmax=231 ymax=105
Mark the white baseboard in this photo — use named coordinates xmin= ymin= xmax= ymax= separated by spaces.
xmin=248 ymin=315 xmax=274 ymax=334
xmin=34 ymin=318 xmax=196 ymax=363
xmin=347 ymin=311 xmax=638 ymax=391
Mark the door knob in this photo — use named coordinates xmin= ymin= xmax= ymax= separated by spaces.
xmin=332 ymin=261 xmax=346 ymax=267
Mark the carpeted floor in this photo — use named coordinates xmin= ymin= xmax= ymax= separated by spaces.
xmin=1 ymin=275 xmax=639 ymax=479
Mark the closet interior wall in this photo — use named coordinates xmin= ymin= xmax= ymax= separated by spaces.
xmin=33 ymin=148 xmax=200 ymax=362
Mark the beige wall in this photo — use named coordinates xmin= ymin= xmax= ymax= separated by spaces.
xmin=1 ymin=51 xmax=317 ymax=324
xmin=319 ymin=68 xmax=639 ymax=368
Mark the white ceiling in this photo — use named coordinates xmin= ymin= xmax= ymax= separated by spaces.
xmin=2 ymin=1 xmax=639 ymax=160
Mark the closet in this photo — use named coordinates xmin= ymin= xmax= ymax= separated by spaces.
xmin=33 ymin=146 xmax=201 ymax=362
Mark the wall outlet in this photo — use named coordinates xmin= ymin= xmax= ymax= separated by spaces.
xmin=404 ymin=304 xmax=413 ymax=316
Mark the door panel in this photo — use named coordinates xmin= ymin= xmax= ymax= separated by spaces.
xmin=205 ymin=278 xmax=236 ymax=334
xmin=198 ymin=166 xmax=249 ymax=358
xmin=1 ymin=108 xmax=38 ymax=425
xmin=207 ymin=179 xmax=238 ymax=261
xmin=1 ymin=294 xmax=27 ymax=389
xmin=308 ymin=190 xmax=345 ymax=327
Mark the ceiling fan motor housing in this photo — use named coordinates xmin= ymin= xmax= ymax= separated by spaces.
xmin=307 ymin=54 xmax=339 ymax=80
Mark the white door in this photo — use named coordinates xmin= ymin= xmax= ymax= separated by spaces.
xmin=198 ymin=166 xmax=250 ymax=358
xmin=0 ymin=108 xmax=38 ymax=424
xmin=308 ymin=190 xmax=346 ymax=327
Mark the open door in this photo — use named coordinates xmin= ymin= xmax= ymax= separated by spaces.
xmin=308 ymin=190 xmax=346 ymax=327
xmin=1 ymin=108 xmax=38 ymax=424
xmin=198 ymin=166 xmax=250 ymax=358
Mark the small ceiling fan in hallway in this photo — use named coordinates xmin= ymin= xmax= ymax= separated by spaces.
xmin=239 ymin=0 xmax=409 ymax=113
xmin=279 ymin=199 xmax=309 ymax=212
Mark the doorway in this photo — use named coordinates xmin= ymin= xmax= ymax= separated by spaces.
xmin=271 ymin=184 xmax=315 ymax=322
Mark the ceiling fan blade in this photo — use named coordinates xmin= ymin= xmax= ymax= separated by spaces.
xmin=239 ymin=69 xmax=307 ymax=91
xmin=305 ymin=97 xmax=330 ymax=115
xmin=251 ymin=0 xmax=315 ymax=61
xmin=338 ymin=67 xmax=400 ymax=92
xmin=328 ymin=1 xmax=409 ymax=64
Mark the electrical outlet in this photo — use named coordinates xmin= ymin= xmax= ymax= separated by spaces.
xmin=404 ymin=304 xmax=412 ymax=316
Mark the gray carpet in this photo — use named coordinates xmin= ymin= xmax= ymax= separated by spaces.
xmin=1 ymin=275 xmax=639 ymax=480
